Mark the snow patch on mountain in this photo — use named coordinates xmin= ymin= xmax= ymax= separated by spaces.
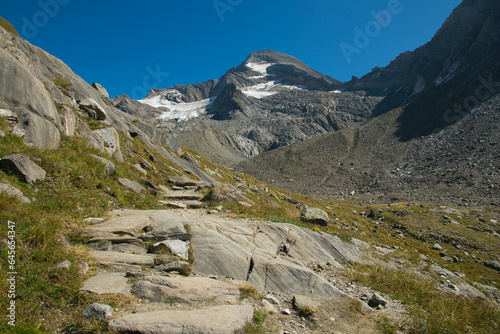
xmin=138 ymin=95 xmax=214 ymax=122
xmin=241 ymin=81 xmax=306 ymax=99
xmin=246 ymin=61 xmax=275 ymax=78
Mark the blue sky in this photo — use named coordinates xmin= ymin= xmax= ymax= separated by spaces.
xmin=1 ymin=0 xmax=461 ymax=98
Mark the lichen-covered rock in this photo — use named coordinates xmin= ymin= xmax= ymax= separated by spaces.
xmin=300 ymin=207 xmax=330 ymax=226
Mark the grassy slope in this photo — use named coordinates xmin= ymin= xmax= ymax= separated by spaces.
xmin=0 ymin=114 xmax=498 ymax=333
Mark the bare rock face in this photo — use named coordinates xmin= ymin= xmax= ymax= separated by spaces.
xmin=0 ymin=45 xmax=61 ymax=150
xmin=0 ymin=154 xmax=46 ymax=186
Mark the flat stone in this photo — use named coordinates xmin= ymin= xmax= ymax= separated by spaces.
xmin=86 ymin=215 xmax=152 ymax=237
xmin=81 ymin=273 xmax=131 ymax=296
xmin=98 ymin=262 xmax=143 ymax=273
xmin=118 ymin=177 xmax=146 ymax=194
xmin=108 ymin=305 xmax=254 ymax=334
xmin=90 ymin=251 xmax=155 ymax=266
xmin=131 ymin=276 xmax=240 ymax=303
xmin=112 ymin=243 xmax=147 ymax=254
xmin=0 ymin=154 xmax=46 ymax=186
xmin=159 ymin=200 xmax=187 ymax=209
xmin=155 ymin=261 xmax=190 ymax=273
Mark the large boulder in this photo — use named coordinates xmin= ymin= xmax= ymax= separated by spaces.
xmin=92 ymin=127 xmax=124 ymax=162
xmin=0 ymin=154 xmax=46 ymax=185
xmin=91 ymin=83 xmax=109 ymax=99
xmin=78 ymin=98 xmax=107 ymax=120
xmin=108 ymin=305 xmax=254 ymax=334
xmin=300 ymin=207 xmax=330 ymax=226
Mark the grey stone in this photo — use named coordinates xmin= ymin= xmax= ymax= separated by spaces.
xmin=132 ymin=276 xmax=240 ymax=303
xmin=264 ymin=294 xmax=280 ymax=305
xmin=0 ymin=154 xmax=46 ymax=185
xmin=79 ymin=98 xmax=107 ymax=120
xmin=99 ymin=262 xmax=142 ymax=273
xmin=90 ymin=251 xmax=155 ymax=266
xmin=260 ymin=299 xmax=276 ymax=313
xmin=369 ymin=293 xmax=387 ymax=307
xmin=281 ymin=308 xmax=291 ymax=315
xmin=87 ymin=240 xmax=112 ymax=251
xmin=118 ymin=177 xmax=146 ymax=194
xmin=55 ymin=260 xmax=71 ymax=270
xmin=60 ymin=106 xmax=75 ymax=136
xmin=351 ymin=237 xmax=371 ymax=249
xmin=83 ymin=217 xmax=104 ymax=224
xmin=300 ymin=207 xmax=329 ymax=226
xmin=484 ymin=260 xmax=500 ymax=271
xmin=82 ymin=303 xmax=113 ymax=321
xmin=155 ymin=261 xmax=191 ymax=273
xmin=432 ymin=243 xmax=443 ymax=251
xmin=10 ymin=126 xmax=25 ymax=138
xmin=86 ymin=214 xmax=152 ymax=236
xmin=89 ymin=155 xmax=115 ymax=175
xmin=112 ymin=243 xmax=147 ymax=254
xmin=81 ymin=273 xmax=131 ymax=296
xmin=293 ymin=295 xmax=321 ymax=311
xmin=134 ymin=163 xmax=148 ymax=175
xmin=0 ymin=130 xmax=5 ymax=137
xmin=151 ymin=240 xmax=190 ymax=260
xmin=91 ymin=83 xmax=109 ymax=99
xmin=0 ymin=182 xmax=31 ymax=203
xmin=108 ymin=305 xmax=254 ymax=334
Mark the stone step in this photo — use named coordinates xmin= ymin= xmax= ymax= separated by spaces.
xmin=81 ymin=273 xmax=131 ymax=296
xmin=108 ymin=305 xmax=254 ymax=334
xmin=164 ymin=191 xmax=204 ymax=201
xmin=90 ymin=251 xmax=155 ymax=266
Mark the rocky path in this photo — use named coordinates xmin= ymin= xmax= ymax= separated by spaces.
xmin=77 ymin=202 xmax=421 ymax=333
